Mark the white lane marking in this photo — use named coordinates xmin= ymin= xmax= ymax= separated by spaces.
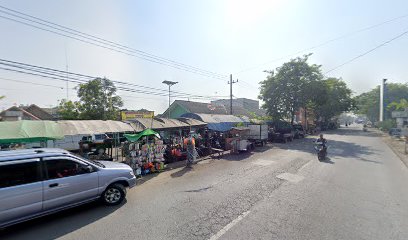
xmin=208 ymin=211 xmax=250 ymax=240
xmin=253 ymin=159 xmax=276 ymax=166
xmin=276 ymin=172 xmax=304 ymax=183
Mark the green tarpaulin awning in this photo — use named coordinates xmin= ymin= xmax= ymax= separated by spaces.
xmin=124 ymin=129 xmax=160 ymax=142
xmin=0 ymin=120 xmax=63 ymax=144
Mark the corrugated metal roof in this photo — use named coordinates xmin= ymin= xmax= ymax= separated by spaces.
xmin=181 ymin=113 xmax=250 ymax=123
xmin=57 ymin=120 xmax=135 ymax=135
xmin=177 ymin=117 xmax=208 ymax=127
xmin=126 ymin=117 xmax=206 ymax=131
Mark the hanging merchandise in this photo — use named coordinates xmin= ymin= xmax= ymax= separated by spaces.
xmin=123 ymin=129 xmax=166 ymax=176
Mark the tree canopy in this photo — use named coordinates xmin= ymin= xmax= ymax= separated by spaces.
xmin=259 ymin=54 xmax=354 ymax=124
xmin=58 ymin=78 xmax=123 ymax=120
xmin=259 ymin=54 xmax=323 ymax=123
xmin=313 ymin=78 xmax=355 ymax=121
xmin=354 ymin=83 xmax=408 ymax=122
xmin=388 ymin=99 xmax=408 ymax=111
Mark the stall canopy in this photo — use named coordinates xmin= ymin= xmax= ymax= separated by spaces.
xmin=124 ymin=129 xmax=160 ymax=142
xmin=0 ymin=120 xmax=63 ymax=144
xmin=127 ymin=117 xmax=206 ymax=131
xmin=180 ymin=113 xmax=250 ymax=132
xmin=57 ymin=120 xmax=135 ymax=135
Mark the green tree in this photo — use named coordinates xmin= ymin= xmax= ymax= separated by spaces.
xmin=57 ymin=99 xmax=81 ymax=120
xmin=259 ymin=54 xmax=323 ymax=123
xmin=0 ymin=96 xmax=5 ymax=100
xmin=354 ymin=83 xmax=408 ymax=122
xmin=313 ymin=78 xmax=355 ymax=122
xmin=387 ymin=99 xmax=408 ymax=111
xmin=77 ymin=78 xmax=123 ymax=120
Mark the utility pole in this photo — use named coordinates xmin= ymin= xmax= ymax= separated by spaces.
xmin=228 ymin=74 xmax=238 ymax=115
xmin=380 ymin=78 xmax=387 ymax=122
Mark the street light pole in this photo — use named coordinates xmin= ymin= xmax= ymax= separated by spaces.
xmin=162 ymin=80 xmax=178 ymax=119
xmin=380 ymin=78 xmax=387 ymax=122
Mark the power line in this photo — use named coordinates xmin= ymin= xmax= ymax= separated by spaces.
xmin=325 ymin=29 xmax=408 ymax=74
xmin=0 ymin=59 xmax=229 ymax=100
xmin=235 ymin=13 xmax=408 ymax=74
xmin=0 ymin=76 xmax=65 ymax=89
xmin=0 ymin=58 xmax=228 ymax=99
xmin=0 ymin=5 xmax=228 ymax=80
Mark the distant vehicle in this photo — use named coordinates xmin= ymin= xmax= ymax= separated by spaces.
xmin=0 ymin=148 xmax=136 ymax=228
xmin=80 ymin=134 xmax=113 ymax=154
xmin=389 ymin=128 xmax=402 ymax=137
xmin=268 ymin=121 xmax=295 ymax=143
xmin=292 ymin=124 xmax=305 ymax=139
xmin=81 ymin=134 xmax=111 ymax=144
xmin=247 ymin=124 xmax=268 ymax=146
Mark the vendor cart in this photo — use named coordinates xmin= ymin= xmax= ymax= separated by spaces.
xmin=229 ymin=127 xmax=254 ymax=153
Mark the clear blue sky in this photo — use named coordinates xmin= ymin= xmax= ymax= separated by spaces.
xmin=1 ymin=0 xmax=408 ymax=113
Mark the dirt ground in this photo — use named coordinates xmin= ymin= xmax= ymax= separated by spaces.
xmin=381 ymin=133 xmax=408 ymax=167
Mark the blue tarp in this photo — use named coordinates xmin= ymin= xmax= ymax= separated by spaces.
xmin=207 ymin=122 xmax=236 ymax=132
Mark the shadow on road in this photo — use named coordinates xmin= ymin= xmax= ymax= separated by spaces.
xmin=273 ymin=129 xmax=378 ymax=161
xmin=334 ymin=127 xmax=381 ymax=137
xmin=223 ymin=151 xmax=254 ymax=161
xmin=170 ymin=166 xmax=193 ymax=178
xmin=0 ymin=200 xmax=125 ymax=240
xmin=355 ymin=157 xmax=382 ymax=164
xmin=321 ymin=157 xmax=335 ymax=164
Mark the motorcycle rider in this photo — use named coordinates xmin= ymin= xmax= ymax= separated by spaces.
xmin=315 ymin=134 xmax=328 ymax=152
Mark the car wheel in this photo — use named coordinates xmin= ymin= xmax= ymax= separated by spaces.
xmin=102 ymin=183 xmax=126 ymax=206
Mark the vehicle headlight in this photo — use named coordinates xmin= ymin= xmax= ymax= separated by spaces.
xmin=129 ymin=170 xmax=135 ymax=177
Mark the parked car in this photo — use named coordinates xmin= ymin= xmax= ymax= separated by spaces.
xmin=292 ymin=124 xmax=305 ymax=139
xmin=389 ymin=128 xmax=402 ymax=137
xmin=268 ymin=121 xmax=295 ymax=143
xmin=0 ymin=148 xmax=136 ymax=228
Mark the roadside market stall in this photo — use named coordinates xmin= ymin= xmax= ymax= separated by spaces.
xmin=123 ymin=129 xmax=166 ymax=176
xmin=56 ymin=120 xmax=136 ymax=161
xmin=0 ymin=120 xmax=63 ymax=149
xmin=180 ymin=113 xmax=250 ymax=150
xmin=126 ymin=117 xmax=207 ymax=162
xmin=228 ymin=127 xmax=254 ymax=153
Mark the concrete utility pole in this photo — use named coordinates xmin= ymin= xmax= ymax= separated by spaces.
xmin=228 ymin=74 xmax=238 ymax=115
xmin=380 ymin=78 xmax=387 ymax=122
xmin=162 ymin=80 xmax=178 ymax=119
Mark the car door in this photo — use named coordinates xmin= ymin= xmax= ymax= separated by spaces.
xmin=0 ymin=158 xmax=43 ymax=226
xmin=42 ymin=157 xmax=99 ymax=211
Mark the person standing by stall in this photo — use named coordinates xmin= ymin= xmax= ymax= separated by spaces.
xmin=184 ymin=132 xmax=196 ymax=167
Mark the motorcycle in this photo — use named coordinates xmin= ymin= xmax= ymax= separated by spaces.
xmin=314 ymin=142 xmax=327 ymax=161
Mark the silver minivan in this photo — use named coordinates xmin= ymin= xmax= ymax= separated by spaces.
xmin=0 ymin=148 xmax=136 ymax=228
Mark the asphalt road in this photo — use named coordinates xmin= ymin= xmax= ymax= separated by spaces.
xmin=2 ymin=125 xmax=408 ymax=240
